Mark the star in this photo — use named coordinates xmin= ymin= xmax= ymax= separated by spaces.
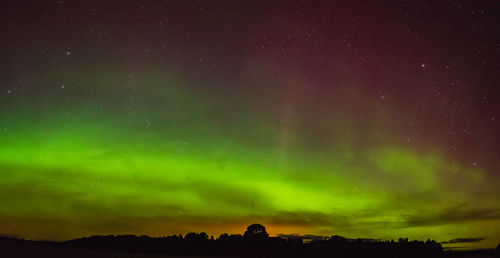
xmin=420 ymin=63 xmax=426 ymax=68
xmin=65 ymin=50 xmax=71 ymax=56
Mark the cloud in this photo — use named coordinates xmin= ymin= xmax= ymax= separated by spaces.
xmin=440 ymin=238 xmax=485 ymax=244
xmin=0 ymin=234 xmax=20 ymax=239
xmin=405 ymin=206 xmax=500 ymax=227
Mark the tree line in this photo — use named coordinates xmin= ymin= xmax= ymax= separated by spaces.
xmin=62 ymin=224 xmax=446 ymax=257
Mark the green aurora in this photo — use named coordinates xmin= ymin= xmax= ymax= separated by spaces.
xmin=1 ymin=68 xmax=498 ymax=249
xmin=1 ymin=0 xmax=500 ymax=251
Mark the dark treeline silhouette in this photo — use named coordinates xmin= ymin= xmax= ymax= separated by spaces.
xmin=1 ymin=224 xmax=499 ymax=257
xmin=61 ymin=224 xmax=446 ymax=257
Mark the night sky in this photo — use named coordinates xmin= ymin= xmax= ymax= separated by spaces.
xmin=1 ymin=0 xmax=499 ymax=250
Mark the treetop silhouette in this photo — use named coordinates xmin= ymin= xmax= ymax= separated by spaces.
xmin=244 ymin=223 xmax=269 ymax=240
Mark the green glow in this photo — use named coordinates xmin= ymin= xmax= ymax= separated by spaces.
xmin=0 ymin=68 xmax=498 ymax=249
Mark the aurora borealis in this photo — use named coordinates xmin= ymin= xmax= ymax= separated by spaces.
xmin=1 ymin=0 xmax=499 ymax=250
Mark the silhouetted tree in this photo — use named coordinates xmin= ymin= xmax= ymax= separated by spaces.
xmin=398 ymin=237 xmax=408 ymax=244
xmin=330 ymin=235 xmax=347 ymax=242
xmin=244 ymin=224 xmax=269 ymax=240
xmin=0 ymin=225 xmax=445 ymax=257
xmin=218 ymin=233 xmax=229 ymax=241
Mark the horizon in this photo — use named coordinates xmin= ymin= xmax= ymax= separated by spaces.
xmin=0 ymin=226 xmax=492 ymax=251
xmin=0 ymin=232 xmax=488 ymax=251
xmin=1 ymin=0 xmax=499 ymax=253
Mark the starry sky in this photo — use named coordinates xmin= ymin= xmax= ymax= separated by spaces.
xmin=1 ymin=0 xmax=499 ymax=250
